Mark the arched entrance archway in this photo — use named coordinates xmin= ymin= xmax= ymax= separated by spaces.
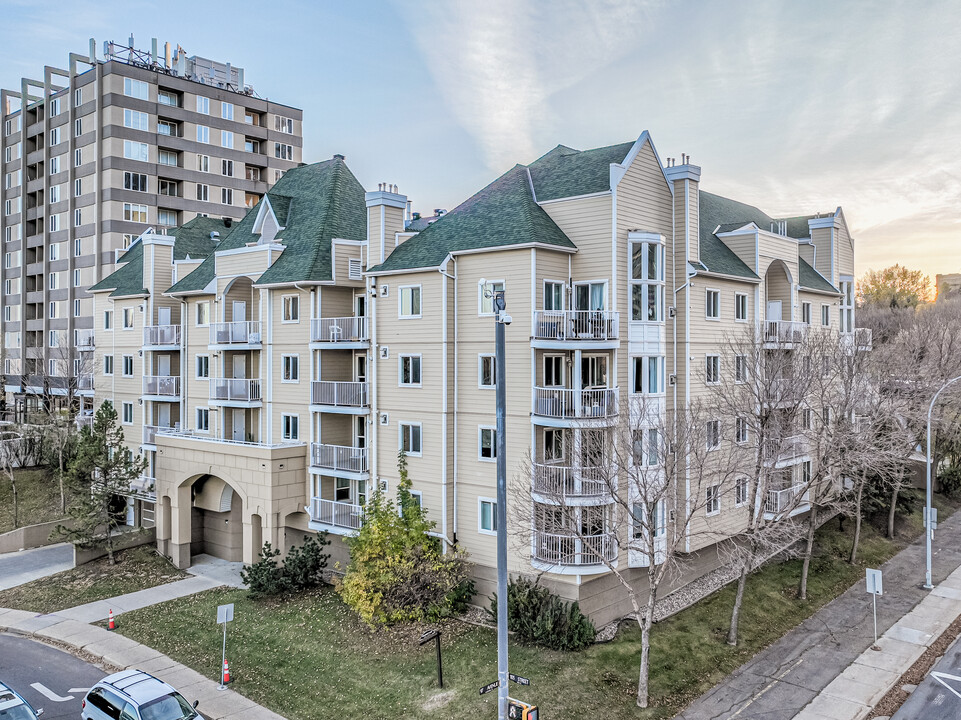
xmin=186 ymin=474 xmax=245 ymax=562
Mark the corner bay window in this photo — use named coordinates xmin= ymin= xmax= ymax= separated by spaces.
xmin=631 ymin=237 xmax=664 ymax=321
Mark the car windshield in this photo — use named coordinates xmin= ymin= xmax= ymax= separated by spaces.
xmin=138 ymin=693 xmax=197 ymax=720
xmin=0 ymin=704 xmax=39 ymax=720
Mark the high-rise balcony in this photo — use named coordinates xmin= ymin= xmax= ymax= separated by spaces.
xmin=209 ymin=378 xmax=261 ymax=406
xmin=763 ymin=320 xmax=808 ymax=347
xmin=209 ymin=321 xmax=262 ymax=349
xmin=310 ymin=381 xmax=369 ymax=413
xmin=308 ymin=497 xmax=364 ymax=534
xmin=309 ymin=317 xmax=369 ymax=347
xmin=532 ymin=387 xmax=618 ymax=424
xmin=143 ymin=424 xmax=177 ymax=447
xmin=532 ymin=310 xmax=619 ymax=345
xmin=309 ymin=443 xmax=368 ymax=477
xmin=764 ymin=484 xmax=808 ymax=516
xmin=142 ymin=375 xmax=180 ymax=399
xmin=762 ymin=434 xmax=806 ymax=465
xmin=75 ymin=329 xmax=95 ymax=350
xmin=531 ymin=462 xmax=614 ymax=503
xmin=77 ymin=374 xmax=94 ymax=394
xmin=143 ymin=324 xmax=181 ymax=349
xmin=531 ymin=530 xmax=617 ymax=569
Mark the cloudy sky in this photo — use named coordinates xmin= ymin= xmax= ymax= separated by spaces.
xmin=1 ymin=0 xmax=958 ymax=279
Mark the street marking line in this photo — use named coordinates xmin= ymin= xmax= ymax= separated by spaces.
xmin=68 ymin=688 xmax=89 ymax=693
xmin=931 ymin=671 xmax=961 ymax=701
xmin=729 ymin=657 xmax=803 ymax=719
xmin=30 ymin=682 xmax=74 ymax=702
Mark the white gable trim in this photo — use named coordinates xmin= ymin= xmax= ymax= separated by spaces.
xmin=610 ymin=131 xmax=672 ymax=191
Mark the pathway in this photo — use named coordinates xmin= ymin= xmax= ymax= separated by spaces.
xmin=0 ymin=543 xmax=74 ymax=591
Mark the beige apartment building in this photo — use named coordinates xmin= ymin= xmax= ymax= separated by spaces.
xmin=1 ymin=36 xmax=302 ymax=417
xmin=90 ymin=133 xmax=868 ymax=624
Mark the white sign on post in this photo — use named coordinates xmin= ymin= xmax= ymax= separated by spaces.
xmin=217 ymin=603 xmax=234 ymax=689
xmin=866 ymin=569 xmax=883 ymax=596
xmin=217 ymin=603 xmax=235 ymax=624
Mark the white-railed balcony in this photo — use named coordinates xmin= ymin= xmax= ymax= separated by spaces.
xmin=309 ymin=317 xmax=369 ymax=346
xmin=532 ymin=386 xmax=619 ymax=423
xmin=764 ymin=484 xmax=808 ymax=516
xmin=142 ymin=375 xmax=181 ymax=399
xmin=762 ymin=434 xmax=806 ymax=465
xmin=77 ymin=374 xmax=94 ymax=395
xmin=763 ymin=320 xmax=808 ymax=347
xmin=209 ymin=378 xmax=261 ymax=405
xmin=76 ymin=414 xmax=94 ymax=430
xmin=143 ymin=424 xmax=177 ymax=447
xmin=309 ymin=497 xmax=364 ymax=534
xmin=532 ymin=310 xmax=619 ymax=344
xmin=310 ymin=381 xmax=369 ymax=413
xmin=531 ymin=462 xmax=614 ymax=503
xmin=209 ymin=321 xmax=262 ymax=348
xmin=309 ymin=443 xmax=368 ymax=477
xmin=75 ymin=329 xmax=95 ymax=350
xmin=841 ymin=327 xmax=873 ymax=352
xmin=128 ymin=475 xmax=157 ymax=500
xmin=532 ymin=530 xmax=617 ymax=570
xmin=143 ymin=324 xmax=181 ymax=349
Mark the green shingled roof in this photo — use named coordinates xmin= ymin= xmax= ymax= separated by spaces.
xmin=172 ymin=216 xmax=231 ymax=260
xmin=369 ymin=164 xmax=576 ymax=274
xmin=697 ymin=191 xmax=763 ymax=280
xmin=89 ymin=242 xmax=147 ymax=298
xmin=528 ymin=141 xmax=634 ymax=202
xmin=167 ymin=158 xmax=367 ymax=293
xmin=798 ymin=257 xmax=839 ymax=293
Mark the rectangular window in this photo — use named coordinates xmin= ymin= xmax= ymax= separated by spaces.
xmin=122 ymin=307 xmax=134 ymax=329
xmin=196 ymin=407 xmax=210 ymax=432
xmin=196 ymin=184 xmax=209 ymax=202
xmin=735 ymin=417 xmax=749 ymax=444
xmin=400 ymin=423 xmax=422 ymax=455
xmin=122 ymin=402 xmax=134 ymax=424
xmin=400 ymin=355 xmax=422 ymax=386
xmin=104 ymin=310 xmax=113 ymax=330
xmin=802 ymin=408 xmax=812 ymax=431
xmin=735 ymin=293 xmax=748 ymax=321
xmin=822 ymin=407 xmax=831 ymax=428
xmin=123 ymin=109 xmax=149 ymax=130
xmin=123 ymin=140 xmax=149 ymax=162
xmin=707 ymin=419 xmax=720 ymax=449
xmin=706 ymin=289 xmax=721 ymax=319
xmin=544 ymin=281 xmax=564 ymax=311
xmin=122 ymin=355 xmax=134 ymax=377
xmin=50 ymin=156 xmax=60 ymax=174
xmin=221 ymin=188 xmax=233 ymax=205
xmin=706 ymin=355 xmax=720 ymax=384
xmin=275 ymin=116 xmax=294 ymax=133
xmin=75 ymin=148 xmax=82 ymax=167
xmin=631 ymin=238 xmax=664 ymax=322
xmin=646 ymin=428 xmax=659 ymax=466
xmin=479 ymin=280 xmax=505 ymax=315
xmin=123 ymin=203 xmax=148 ymax=223
xmin=221 ymin=130 xmax=234 ymax=149
xmin=735 ymin=476 xmax=748 ymax=507
xmin=196 ymin=96 xmax=209 ymax=114
xmin=222 ymin=159 xmax=233 ymax=177
xmin=48 ymin=272 xmax=58 ymax=289
xmin=282 ymin=414 xmax=299 ymax=440
xmin=49 ymin=330 xmax=60 ymax=348
xmin=74 ymin=299 xmax=81 ymax=316
xmin=479 ymin=498 xmax=497 ymax=534
xmin=159 ymin=90 xmax=178 ymax=107
xmin=159 ymin=150 xmax=178 ymax=167
xmin=123 ymin=78 xmax=149 ymax=100
xmin=123 ymin=172 xmax=148 ymax=192
xmin=49 ymin=214 xmax=60 ymax=232
xmin=706 ymin=484 xmax=720 ymax=515
xmin=543 ymin=355 xmax=564 ymax=387
xmin=802 ymin=302 xmax=812 ymax=325
xmin=399 ymin=286 xmax=421 ymax=318
xmin=74 ymin=208 xmax=82 ymax=227
xmin=282 ymin=355 xmax=299 ymax=382
xmin=73 ymin=268 xmax=81 ymax=286
xmin=479 ymin=355 xmax=495 ymax=388
xmin=103 ymin=355 xmax=114 ymax=375
xmin=75 ymin=238 xmax=82 ymax=256
xmin=50 ymin=126 xmax=61 ymax=145
xmin=221 ymin=102 xmax=234 ymax=120
xmin=196 ymin=125 xmax=210 ymax=144
xmin=274 ymin=142 xmax=293 ymax=160
xmin=50 ymin=185 xmax=61 ymax=203
xmin=196 ymin=301 xmax=210 ymax=326
xmin=75 ymin=88 xmax=82 ymax=106
xmin=545 ymin=429 xmax=565 ymax=462
xmin=479 ymin=427 xmax=496 ymax=460
xmin=196 ymin=355 xmax=209 ymax=379
xmin=50 ymin=97 xmax=61 ymax=116
xmin=821 ymin=304 xmax=830 ymax=327
xmin=281 ymin=295 xmax=299 ymax=321
xmin=734 ymin=354 xmax=748 ymax=383
xmin=631 ymin=356 xmax=663 ymax=394
xmin=48 ymin=301 xmax=57 ymax=319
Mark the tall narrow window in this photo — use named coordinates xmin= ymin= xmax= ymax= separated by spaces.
xmin=706 ymin=289 xmax=721 ymax=319
xmin=631 ymin=235 xmax=664 ymax=321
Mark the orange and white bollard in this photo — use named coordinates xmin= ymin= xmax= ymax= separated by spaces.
xmin=108 ymin=609 xmax=115 ymax=631
xmin=222 ymin=658 xmax=230 ymax=685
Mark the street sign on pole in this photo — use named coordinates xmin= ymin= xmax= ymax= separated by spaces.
xmin=866 ymin=568 xmax=882 ymax=648
xmin=479 ymin=680 xmax=500 ymax=696
xmin=217 ymin=603 xmax=234 ymax=690
xmin=509 ymin=673 xmax=531 ymax=686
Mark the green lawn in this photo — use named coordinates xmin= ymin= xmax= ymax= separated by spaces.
xmin=111 ymin=498 xmax=952 ymax=720
xmin=0 ymin=545 xmax=187 ymax=614
xmin=0 ymin=467 xmax=77 ymax=535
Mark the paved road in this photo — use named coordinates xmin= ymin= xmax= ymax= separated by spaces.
xmin=892 ymin=634 xmax=961 ymax=720
xmin=0 ymin=544 xmax=74 ymax=591
xmin=677 ymin=511 xmax=961 ymax=720
xmin=0 ymin=632 xmax=105 ymax=719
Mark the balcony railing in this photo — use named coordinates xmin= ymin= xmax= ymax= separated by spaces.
xmin=532 ymin=387 xmax=618 ymax=419
xmin=532 ymin=530 xmax=617 ymax=567
xmin=763 ymin=320 xmax=808 ymax=345
xmin=75 ymin=329 xmax=95 ymax=349
xmin=209 ymin=321 xmax=262 ymax=345
xmin=532 ymin=462 xmax=611 ymax=499
xmin=762 ymin=434 xmax=805 ymax=462
xmin=77 ymin=374 xmax=94 ymax=391
xmin=143 ymin=324 xmax=181 ymax=347
xmin=142 ymin=375 xmax=180 ymax=396
xmin=130 ymin=475 xmax=156 ymax=495
xmin=765 ymin=484 xmax=806 ymax=514
xmin=210 ymin=378 xmax=261 ymax=402
xmin=76 ymin=414 xmax=94 ymax=430
xmin=310 ymin=443 xmax=368 ymax=474
xmin=842 ymin=327 xmax=873 ymax=351
xmin=310 ymin=497 xmax=364 ymax=531
xmin=143 ymin=424 xmax=177 ymax=445
xmin=311 ymin=381 xmax=368 ymax=408
xmin=532 ymin=310 xmax=619 ymax=342
xmin=310 ymin=317 xmax=369 ymax=343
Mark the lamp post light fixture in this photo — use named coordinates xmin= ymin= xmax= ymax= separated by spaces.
xmin=924 ymin=375 xmax=961 ymax=590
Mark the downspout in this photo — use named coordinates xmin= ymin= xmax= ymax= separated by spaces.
xmin=368 ymin=274 xmax=378 ymax=492
xmin=683 ymin=178 xmax=692 ymax=553
xmin=439 ymin=261 xmax=456 ymax=547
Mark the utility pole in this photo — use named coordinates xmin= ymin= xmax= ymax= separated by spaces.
xmin=925 ymin=376 xmax=961 ymax=589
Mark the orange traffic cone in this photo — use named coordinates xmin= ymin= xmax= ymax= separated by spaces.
xmin=222 ymin=658 xmax=230 ymax=685
xmin=108 ymin=609 xmax=115 ymax=631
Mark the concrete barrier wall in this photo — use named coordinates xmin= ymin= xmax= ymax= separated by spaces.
xmin=0 ymin=519 xmax=72 ymax=553
xmin=74 ymin=527 xmax=157 ymax=566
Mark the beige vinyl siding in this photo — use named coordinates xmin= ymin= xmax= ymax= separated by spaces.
xmin=214 ymin=247 xmax=273 ymax=279
xmin=811 ymin=226 xmax=833 ymax=283
xmin=798 ymin=242 xmax=816 ymax=267
xmin=331 ymin=241 xmax=365 ymax=287
xmin=317 ymin=286 xmax=354 ymax=318
xmin=836 ymin=219 xmax=854 ymax=278
xmin=541 ymin=195 xmax=611 ymax=296
xmin=719 ymin=231 xmax=758 ymax=273
xmin=366 ymin=205 xmax=384 ymax=268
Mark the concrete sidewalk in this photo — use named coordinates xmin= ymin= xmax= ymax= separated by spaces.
xmin=678 ymin=510 xmax=961 ymax=720
xmin=52 ymin=575 xmax=223 ymax=623
xmin=0 ymin=607 xmax=285 ymax=720
xmin=0 ymin=543 xmax=74 ymax=591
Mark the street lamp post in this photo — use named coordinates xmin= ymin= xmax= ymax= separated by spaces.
xmin=924 ymin=376 xmax=961 ymax=589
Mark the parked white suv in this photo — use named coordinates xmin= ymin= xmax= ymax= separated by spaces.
xmin=0 ymin=679 xmax=44 ymax=719
xmin=81 ymin=670 xmax=199 ymax=720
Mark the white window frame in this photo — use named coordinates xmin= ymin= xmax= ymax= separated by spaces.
xmin=479 ymin=279 xmax=505 ymax=316
xmin=123 ymin=78 xmax=149 ymax=100
xmin=399 ymin=422 xmax=423 ymax=456
xmin=122 ymin=307 xmax=134 ymax=329
xmin=478 ymin=426 xmax=496 ymax=462
xmin=543 ymin=280 xmax=564 ymax=311
xmin=103 ymin=310 xmax=113 ymax=330
xmin=735 ymin=416 xmax=749 ymax=444
xmin=478 ymin=497 xmax=497 ymax=535
xmin=706 ymin=289 xmax=721 ymax=320
xmin=399 ymin=285 xmax=422 ymax=319
xmin=281 ymin=414 xmax=300 ymax=440
xmin=196 ymin=184 xmax=209 ymax=202
xmin=196 ymin=95 xmax=210 ymax=114
xmin=281 ymin=294 xmax=299 ymax=322
xmin=735 ymin=476 xmax=748 ymax=507
xmin=735 ymin=292 xmax=748 ymax=322
xmin=802 ymin=301 xmax=812 ymax=325
xmin=196 ymin=301 xmax=210 ymax=327
xmin=122 ymin=355 xmax=134 ymax=377
xmin=821 ymin=304 xmax=830 ymax=327
xmin=707 ymin=419 xmax=720 ymax=450
xmin=399 ymin=354 xmax=422 ymax=387
xmin=705 ymin=354 xmax=720 ymax=385
xmin=221 ymin=102 xmax=233 ymax=120
xmin=196 ymin=407 xmax=210 ymax=433
xmin=281 ymin=354 xmax=300 ymax=383
xmin=196 ymin=355 xmax=210 ymax=379
xmin=706 ymin=484 xmax=721 ymax=516
xmin=103 ymin=355 xmax=114 ymax=375
xmin=630 ymin=233 xmax=665 ymax=322
xmin=121 ymin=402 xmax=134 ymax=425
xmin=734 ymin=354 xmax=748 ymax=384
xmin=196 ymin=125 xmax=210 ymax=144
xmin=478 ymin=354 xmax=495 ymax=389
xmin=221 ymin=130 xmax=234 ymax=149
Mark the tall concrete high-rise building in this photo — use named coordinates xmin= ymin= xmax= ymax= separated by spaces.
xmin=0 ymin=36 xmax=303 ymax=415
